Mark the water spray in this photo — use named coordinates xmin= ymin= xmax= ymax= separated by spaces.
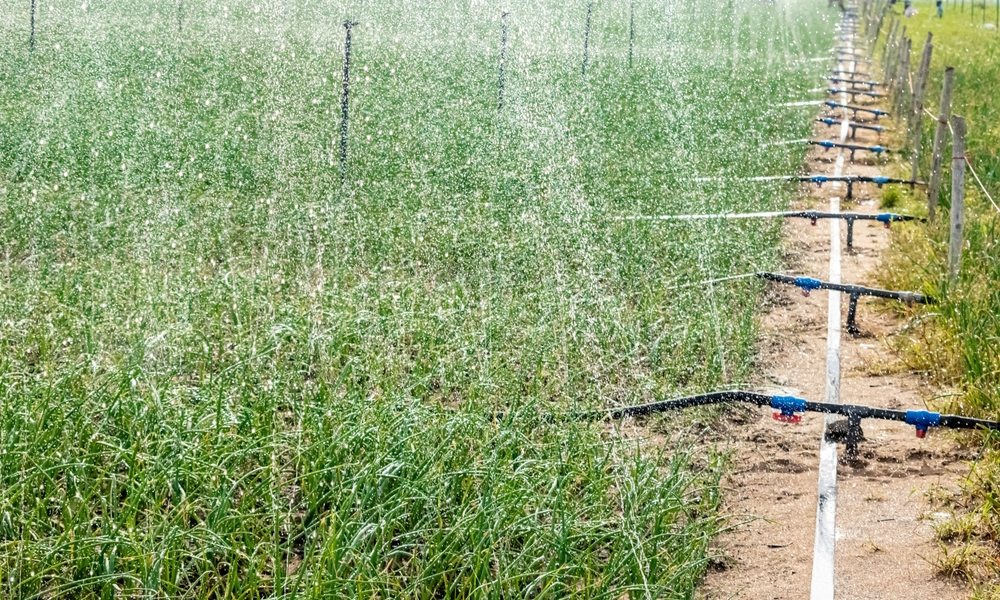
xmin=339 ymin=20 xmax=359 ymax=185
xmin=756 ymin=272 xmax=934 ymax=335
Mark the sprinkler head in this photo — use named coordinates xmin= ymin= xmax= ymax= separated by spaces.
xmin=773 ymin=412 xmax=802 ymax=423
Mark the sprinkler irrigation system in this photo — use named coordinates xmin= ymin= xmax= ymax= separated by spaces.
xmin=827 ymin=77 xmax=883 ymax=89
xmin=692 ymin=174 xmax=924 ymax=200
xmin=815 ymin=117 xmax=886 ymax=139
xmin=619 ymin=210 xmax=921 ymax=249
xmin=824 ymin=101 xmax=888 ymax=120
xmin=582 ymin=390 xmax=1000 ymax=458
xmin=826 ymin=87 xmax=884 ymax=99
xmin=808 ymin=139 xmax=892 ymax=161
xmin=830 ymin=69 xmax=874 ymax=78
xmin=756 ymin=272 xmax=934 ymax=335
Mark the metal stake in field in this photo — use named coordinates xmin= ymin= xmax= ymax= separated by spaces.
xmin=582 ymin=2 xmax=593 ymax=75
xmin=340 ymin=20 xmax=358 ymax=185
xmin=949 ymin=115 xmax=967 ymax=281
xmin=498 ymin=12 xmax=509 ymax=110
xmin=927 ymin=66 xmax=953 ymax=221
xmin=178 ymin=0 xmax=184 ymax=32
xmin=628 ymin=0 xmax=635 ymax=67
xmin=29 ymin=0 xmax=36 ymax=51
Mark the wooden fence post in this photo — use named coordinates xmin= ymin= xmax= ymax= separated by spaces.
xmin=948 ymin=115 xmax=967 ymax=282
xmin=910 ymin=33 xmax=933 ymax=182
xmin=896 ymin=38 xmax=911 ymax=118
xmin=927 ymin=67 xmax=954 ymax=221
xmin=882 ymin=19 xmax=899 ymax=77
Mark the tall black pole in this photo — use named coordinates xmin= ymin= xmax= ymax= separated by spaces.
xmin=30 ymin=0 xmax=36 ymax=51
xmin=178 ymin=0 xmax=183 ymax=32
xmin=498 ymin=12 xmax=508 ymax=110
xmin=629 ymin=0 xmax=635 ymax=67
xmin=582 ymin=2 xmax=593 ymax=75
xmin=340 ymin=20 xmax=358 ymax=185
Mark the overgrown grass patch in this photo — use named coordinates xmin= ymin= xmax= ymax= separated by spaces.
xmin=876 ymin=2 xmax=1000 ymax=593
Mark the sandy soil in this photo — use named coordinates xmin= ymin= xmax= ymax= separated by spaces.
xmin=697 ymin=48 xmax=972 ymax=599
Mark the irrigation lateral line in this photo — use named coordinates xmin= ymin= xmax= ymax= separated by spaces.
xmin=569 ymin=391 xmax=1000 ymax=457
xmin=757 ymin=272 xmax=934 ymax=334
xmin=619 ymin=210 xmax=921 ymax=249
xmin=690 ymin=174 xmax=924 ymax=200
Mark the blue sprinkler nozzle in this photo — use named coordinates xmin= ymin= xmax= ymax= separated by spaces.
xmin=872 ymin=176 xmax=890 ymax=186
xmin=818 ymin=140 xmax=836 ymax=149
xmin=870 ymin=145 xmax=887 ymax=154
xmin=905 ymin=410 xmax=941 ymax=438
xmin=794 ymin=276 xmax=823 ymax=296
xmin=820 ymin=118 xmax=838 ymax=127
xmin=809 ymin=175 xmax=829 ymax=186
xmin=877 ymin=213 xmax=898 ymax=228
xmin=771 ymin=395 xmax=807 ymax=423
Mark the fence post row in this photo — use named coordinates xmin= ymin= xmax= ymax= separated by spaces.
xmin=948 ymin=115 xmax=967 ymax=281
xmin=927 ymin=67 xmax=954 ymax=221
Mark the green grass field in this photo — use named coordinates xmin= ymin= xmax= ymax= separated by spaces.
xmin=875 ymin=1 xmax=1000 ymax=590
xmin=0 ymin=0 xmax=834 ymax=596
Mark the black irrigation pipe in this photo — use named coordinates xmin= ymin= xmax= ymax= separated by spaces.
xmin=498 ymin=12 xmax=508 ymax=111
xmin=816 ymin=117 xmax=887 ymax=139
xmin=824 ymin=100 xmax=888 ymax=120
xmin=620 ymin=210 xmax=922 ymax=249
xmin=580 ymin=391 xmax=1000 ymax=458
xmin=830 ymin=69 xmax=874 ymax=78
xmin=808 ymin=139 xmax=893 ymax=161
xmin=339 ymin=20 xmax=358 ymax=186
xmin=756 ymin=272 xmax=934 ymax=335
xmin=827 ymin=77 xmax=883 ymax=89
xmin=827 ymin=87 xmax=884 ymax=99
xmin=692 ymin=174 xmax=925 ymax=200
xmin=582 ymin=2 xmax=593 ymax=76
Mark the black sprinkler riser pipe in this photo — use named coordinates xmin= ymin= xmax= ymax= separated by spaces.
xmin=339 ymin=20 xmax=358 ymax=185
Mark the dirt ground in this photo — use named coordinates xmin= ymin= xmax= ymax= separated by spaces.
xmin=697 ymin=47 xmax=973 ymax=600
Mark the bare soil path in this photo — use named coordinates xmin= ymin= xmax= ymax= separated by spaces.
xmin=698 ymin=56 xmax=972 ymax=599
